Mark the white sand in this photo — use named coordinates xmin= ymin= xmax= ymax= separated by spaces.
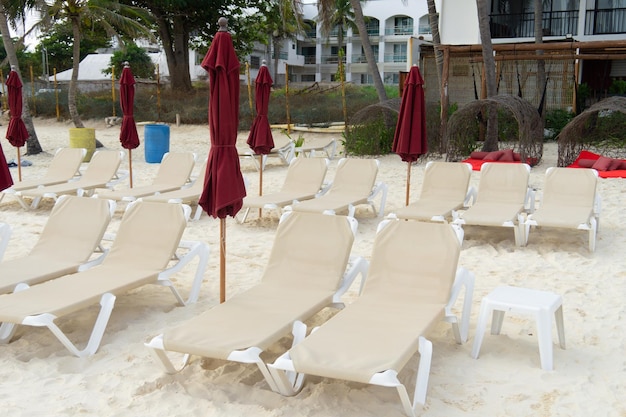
xmin=0 ymin=118 xmax=624 ymax=416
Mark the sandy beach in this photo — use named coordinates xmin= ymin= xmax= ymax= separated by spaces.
xmin=0 ymin=118 xmax=624 ymax=417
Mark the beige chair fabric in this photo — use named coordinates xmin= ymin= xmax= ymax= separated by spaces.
xmin=0 ymin=201 xmax=209 ymax=357
xmin=392 ymin=161 xmax=473 ymax=222
xmin=0 ymin=148 xmax=86 ymax=207
xmin=238 ymin=157 xmax=329 ymax=223
xmin=16 ymin=150 xmax=124 ymax=209
xmin=288 ymin=158 xmax=387 ymax=217
xmin=295 ymin=138 xmax=337 ymax=159
xmin=453 ymin=162 xmax=531 ymax=246
xmin=524 ymin=167 xmax=599 ymax=251
xmin=146 ymin=212 xmax=364 ymax=392
xmin=95 ymin=151 xmax=195 ymax=201
xmin=268 ymin=220 xmax=474 ymax=417
xmin=142 ymin=159 xmax=208 ymax=220
xmin=0 ymin=195 xmax=114 ymax=294
xmin=0 ymin=222 xmax=12 ymax=262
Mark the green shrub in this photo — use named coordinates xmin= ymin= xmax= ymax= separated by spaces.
xmin=545 ymin=108 xmax=574 ymax=140
xmin=342 ymin=116 xmax=395 ymax=156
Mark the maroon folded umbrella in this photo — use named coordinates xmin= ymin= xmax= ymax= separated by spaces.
xmin=392 ymin=65 xmax=427 ymax=205
xmin=0 ymin=141 xmax=12 ymax=192
xmin=5 ymin=69 xmax=29 ymax=182
xmin=199 ymin=17 xmax=246 ymax=303
xmin=119 ymin=64 xmax=140 ymax=187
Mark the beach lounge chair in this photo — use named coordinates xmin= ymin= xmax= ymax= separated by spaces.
xmin=267 ymin=220 xmax=474 ymax=417
xmin=452 ymin=162 xmax=533 ymax=246
xmin=15 ymin=150 xmax=126 ymax=209
xmin=145 ymin=211 xmax=367 ymax=392
xmin=239 ymin=140 xmax=296 ymax=171
xmin=237 ymin=157 xmax=329 ymax=223
xmin=523 ymin=167 xmax=600 ymax=251
xmin=0 ymin=222 xmax=10 ymax=262
xmin=0 ymin=195 xmax=115 ymax=295
xmin=141 ymin=159 xmax=208 ymax=221
xmin=0 ymin=147 xmax=86 ymax=208
xmin=94 ymin=151 xmax=195 ymax=202
xmin=295 ymin=138 xmax=337 ymax=159
xmin=0 ymin=201 xmax=210 ymax=357
xmin=390 ymin=161 xmax=475 ymax=222
xmin=287 ymin=158 xmax=387 ymax=218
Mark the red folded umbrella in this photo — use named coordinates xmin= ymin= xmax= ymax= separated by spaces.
xmin=392 ymin=65 xmax=427 ymax=206
xmin=0 ymin=141 xmax=12 ymax=191
xmin=246 ymin=63 xmax=274 ymax=198
xmin=199 ymin=17 xmax=247 ymax=303
xmin=119 ymin=63 xmax=140 ymax=187
xmin=5 ymin=69 xmax=29 ymax=182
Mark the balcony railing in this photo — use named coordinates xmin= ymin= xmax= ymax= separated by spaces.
xmin=352 ymin=54 xmax=368 ymax=64
xmin=271 ymin=51 xmax=288 ymax=60
xmin=585 ymin=8 xmax=626 ymax=34
xmin=321 ymin=55 xmax=346 ymax=64
xmin=304 ymin=55 xmax=316 ymax=64
xmin=304 ymin=29 xmax=317 ymax=38
xmin=384 ymin=26 xmax=414 ymax=36
xmin=384 ymin=53 xmax=407 ymax=63
xmin=490 ymin=10 xmax=578 ymax=38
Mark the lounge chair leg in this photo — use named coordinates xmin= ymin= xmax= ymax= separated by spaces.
xmin=145 ymin=334 xmax=192 ymax=374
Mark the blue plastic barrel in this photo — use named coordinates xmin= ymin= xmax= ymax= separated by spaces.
xmin=144 ymin=124 xmax=170 ymax=163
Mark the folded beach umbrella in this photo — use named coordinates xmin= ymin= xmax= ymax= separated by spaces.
xmin=5 ymin=68 xmax=29 ymax=182
xmin=119 ymin=62 xmax=140 ymax=187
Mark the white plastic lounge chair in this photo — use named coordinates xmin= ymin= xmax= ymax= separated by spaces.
xmin=237 ymin=157 xmax=329 ymax=223
xmin=145 ymin=211 xmax=367 ymax=392
xmin=0 ymin=195 xmax=115 ymax=295
xmin=0 ymin=147 xmax=86 ymax=208
xmin=287 ymin=158 xmax=387 ymax=218
xmin=239 ymin=140 xmax=296 ymax=171
xmin=0 ymin=222 xmax=11 ymax=262
xmin=0 ymin=201 xmax=210 ymax=357
xmin=268 ymin=220 xmax=475 ymax=417
xmin=141 ymin=159 xmax=208 ymax=221
xmin=453 ymin=162 xmax=533 ymax=246
xmin=523 ymin=167 xmax=600 ymax=251
xmin=295 ymin=138 xmax=337 ymax=159
xmin=390 ymin=161 xmax=475 ymax=222
xmin=15 ymin=150 xmax=125 ymax=209
xmin=94 ymin=151 xmax=196 ymax=202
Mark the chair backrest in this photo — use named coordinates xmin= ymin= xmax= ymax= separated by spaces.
xmin=102 ymin=201 xmax=187 ymax=271
xmin=420 ymin=161 xmax=472 ymax=202
xmin=187 ymin=159 xmax=208 ymax=192
xmin=263 ymin=212 xmax=355 ymax=291
xmin=29 ymin=195 xmax=113 ymax=263
xmin=152 ymin=152 xmax=196 ymax=187
xmin=363 ymin=220 xmax=461 ymax=305
xmin=46 ymin=147 xmax=86 ymax=180
xmin=476 ymin=163 xmax=529 ymax=205
xmin=281 ymin=157 xmax=328 ymax=195
xmin=80 ymin=150 xmax=123 ymax=182
xmin=327 ymin=158 xmax=378 ymax=197
xmin=542 ymin=167 xmax=597 ymax=208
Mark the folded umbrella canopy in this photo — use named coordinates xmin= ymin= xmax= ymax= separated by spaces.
xmin=392 ymin=65 xmax=428 ymax=206
xmin=5 ymin=68 xmax=29 ymax=182
xmin=199 ymin=17 xmax=247 ymax=303
xmin=119 ymin=63 xmax=140 ymax=187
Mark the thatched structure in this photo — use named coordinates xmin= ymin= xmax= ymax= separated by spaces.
xmin=446 ymin=95 xmax=544 ymax=165
xmin=557 ymin=96 xmax=626 ymax=167
xmin=349 ymin=98 xmax=401 ymax=127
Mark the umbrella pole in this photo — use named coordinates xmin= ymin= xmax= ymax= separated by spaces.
xmin=17 ymin=147 xmax=22 ymax=182
xmin=128 ymin=149 xmax=133 ymax=188
xmin=258 ymin=155 xmax=263 ymax=217
xmin=405 ymin=162 xmax=411 ymax=206
xmin=220 ymin=218 xmax=226 ymax=303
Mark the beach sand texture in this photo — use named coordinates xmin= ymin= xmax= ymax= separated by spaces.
xmin=0 ymin=118 xmax=624 ymax=416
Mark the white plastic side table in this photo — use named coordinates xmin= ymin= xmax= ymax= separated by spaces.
xmin=471 ymin=285 xmax=566 ymax=371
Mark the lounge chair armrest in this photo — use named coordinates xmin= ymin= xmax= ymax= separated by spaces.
xmin=317 ymin=181 xmax=332 ymax=196
xmin=444 ymin=267 xmax=475 ymax=344
xmin=77 ymin=249 xmax=109 ymax=271
xmin=524 ymin=187 xmax=536 ymax=213
xmin=369 ymin=182 xmax=388 ymax=217
xmin=332 ymin=255 xmax=369 ymax=303
xmin=464 ymin=186 xmax=477 ymax=207
xmin=158 ymin=239 xmax=211 ymax=305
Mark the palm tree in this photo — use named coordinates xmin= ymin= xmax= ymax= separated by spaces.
xmin=0 ymin=1 xmax=43 ymax=155
xmin=265 ymin=0 xmax=305 ymax=86
xmin=40 ymin=0 xmax=153 ymax=128
xmin=476 ymin=0 xmax=498 ymax=151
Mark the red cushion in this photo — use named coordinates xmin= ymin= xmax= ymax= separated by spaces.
xmin=484 ymin=150 xmax=504 ymax=161
xmin=608 ymin=158 xmax=623 ymax=171
xmin=513 ymin=152 xmax=521 ymax=161
xmin=619 ymin=160 xmax=626 ymax=170
xmin=470 ymin=151 xmax=489 ymax=160
xmin=577 ymin=159 xmax=596 ymax=168
xmin=499 ymin=149 xmax=515 ymax=162
xmin=592 ymin=156 xmax=613 ymax=171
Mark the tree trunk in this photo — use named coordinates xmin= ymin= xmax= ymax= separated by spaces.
xmin=155 ymin=13 xmax=193 ymax=92
xmin=69 ymin=16 xmax=84 ymax=128
xmin=0 ymin=10 xmax=42 ymax=155
xmin=350 ymin=0 xmax=387 ymax=103
xmin=427 ymin=0 xmax=447 ymax=152
xmin=476 ymin=0 xmax=498 ymax=151
xmin=535 ymin=0 xmax=546 ymax=122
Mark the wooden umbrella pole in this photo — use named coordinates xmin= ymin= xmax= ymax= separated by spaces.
xmin=17 ymin=147 xmax=22 ymax=181
xmin=128 ymin=150 xmax=133 ymax=188
xmin=405 ymin=162 xmax=411 ymax=206
xmin=258 ymin=155 xmax=263 ymax=217
xmin=220 ymin=218 xmax=226 ymax=303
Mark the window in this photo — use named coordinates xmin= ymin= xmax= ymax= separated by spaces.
xmin=250 ymin=56 xmax=260 ymax=69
